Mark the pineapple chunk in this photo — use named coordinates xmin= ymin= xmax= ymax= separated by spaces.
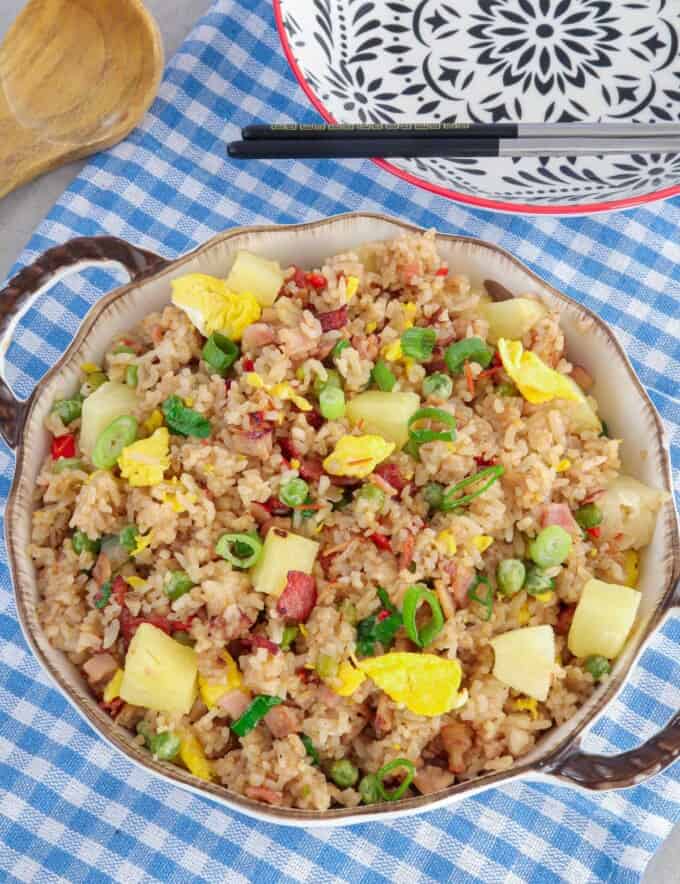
xmin=225 ymin=250 xmax=285 ymax=307
xmin=597 ymin=476 xmax=666 ymax=550
xmin=480 ymin=298 xmax=547 ymax=344
xmin=568 ymin=578 xmax=641 ymax=659
xmin=119 ymin=623 xmax=198 ymax=714
xmin=80 ymin=381 xmax=138 ymax=456
xmin=346 ymin=390 xmax=420 ymax=449
xmin=250 ymin=528 xmax=319 ymax=597
xmin=490 ymin=625 xmax=555 ymax=701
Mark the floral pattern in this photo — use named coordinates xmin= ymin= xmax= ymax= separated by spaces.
xmin=278 ymin=0 xmax=680 ymax=208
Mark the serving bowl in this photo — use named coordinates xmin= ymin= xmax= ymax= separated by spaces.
xmin=2 ymin=213 xmax=679 ymax=826
xmin=274 ymin=0 xmax=680 ymax=215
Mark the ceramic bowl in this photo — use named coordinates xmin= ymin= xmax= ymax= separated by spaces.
xmin=2 ymin=213 xmax=679 ymax=826
xmin=274 ymin=0 xmax=680 ymax=215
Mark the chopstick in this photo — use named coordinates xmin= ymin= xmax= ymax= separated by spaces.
xmin=228 ymin=135 xmax=680 ymax=160
xmin=242 ymin=122 xmax=680 ymax=141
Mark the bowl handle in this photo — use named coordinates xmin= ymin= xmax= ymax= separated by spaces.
xmin=0 ymin=236 xmax=168 ymax=449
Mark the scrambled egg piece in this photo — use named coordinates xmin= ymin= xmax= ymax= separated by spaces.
xmin=246 ymin=372 xmax=264 ymax=388
xmin=514 ymin=697 xmax=538 ymax=720
xmin=381 ymin=339 xmax=403 ymax=362
xmin=80 ymin=362 xmax=100 ymax=374
xmin=124 ymin=576 xmax=147 ymax=590
xmin=103 ymin=669 xmax=124 ymax=703
xmin=518 ymin=604 xmax=531 ymax=625
xmin=323 ymin=434 xmax=395 ymax=479
xmin=179 ymin=731 xmax=212 ymax=781
xmin=437 ymin=530 xmax=457 ymax=556
xmin=160 ymin=478 xmax=198 ymax=513
xmin=118 ymin=428 xmax=170 ymax=487
xmin=365 ymin=321 xmax=377 ymax=334
xmin=171 ymin=273 xmax=261 ymax=341
xmin=331 ymin=661 xmax=367 ymax=697
xmin=131 ymin=532 xmax=153 ymax=557
xmin=472 ymin=535 xmax=494 ymax=553
xmin=498 ymin=339 xmax=581 ymax=405
xmin=270 ymin=382 xmax=312 ymax=412
xmin=555 ymin=458 xmax=571 ymax=473
xmin=143 ymin=409 xmax=164 ymax=435
xmin=345 ymin=276 xmax=359 ymax=300
xmin=358 ymin=652 xmax=466 ymax=716
xmin=535 ymin=591 xmax=554 ymax=604
xmin=198 ymin=652 xmax=242 ymax=709
xmin=623 ymin=549 xmax=639 ymax=588
xmin=402 ymin=302 xmax=417 ymax=328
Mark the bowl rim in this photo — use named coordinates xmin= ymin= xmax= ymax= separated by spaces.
xmin=6 ymin=212 xmax=680 ymax=826
xmin=272 ymin=0 xmax=680 ymax=217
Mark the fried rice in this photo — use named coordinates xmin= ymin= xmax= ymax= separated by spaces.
xmin=30 ymin=230 xmax=663 ymax=811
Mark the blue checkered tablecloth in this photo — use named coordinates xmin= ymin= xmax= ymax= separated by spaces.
xmin=1 ymin=2 xmax=679 ymax=881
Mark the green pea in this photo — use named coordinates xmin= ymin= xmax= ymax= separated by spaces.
xmin=528 ymin=525 xmax=572 ymax=568
xmin=319 ymin=385 xmax=346 ymax=420
xmin=72 ymin=530 xmax=100 ymax=556
xmin=52 ymin=396 xmax=83 ymax=425
xmin=280 ymin=478 xmax=310 ymax=508
xmin=584 ymin=655 xmax=611 ymax=681
xmin=119 ymin=525 xmax=139 ymax=553
xmin=523 ymin=564 xmax=555 ymax=596
xmin=423 ymin=482 xmax=444 ymax=509
xmin=575 ymin=504 xmax=603 ymax=530
xmin=358 ymin=773 xmax=381 ymax=804
xmin=164 ymin=571 xmax=194 ymax=601
xmin=422 ymin=373 xmax=453 ymax=400
xmin=496 ymin=382 xmax=518 ymax=397
xmin=316 ymin=654 xmax=338 ymax=679
xmin=81 ymin=371 xmax=107 ymax=396
xmin=149 ymin=731 xmax=181 ymax=760
xmin=356 ymin=484 xmax=385 ymax=508
xmin=496 ymin=559 xmax=526 ymax=596
xmin=329 ymin=759 xmax=359 ymax=788
xmin=280 ymin=625 xmax=298 ymax=650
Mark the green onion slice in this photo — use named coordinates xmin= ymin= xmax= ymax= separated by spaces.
xmin=331 ymin=338 xmax=350 ymax=360
xmin=164 ymin=571 xmax=194 ymax=601
xmin=92 ymin=415 xmax=138 ymax=469
xmin=401 ymin=327 xmax=436 ymax=361
xmin=422 ymin=373 xmax=452 ymax=399
xmin=54 ymin=457 xmax=85 ymax=474
xmin=94 ymin=581 xmax=112 ymax=610
xmin=467 ymin=574 xmax=494 ymax=621
xmin=231 ymin=695 xmax=282 ymax=738
xmin=376 ymin=758 xmax=416 ymax=801
xmin=216 ymin=532 xmax=263 ymax=568
xmin=372 ymin=359 xmax=396 ymax=392
xmin=202 ymin=333 xmax=239 ymax=376
xmin=125 ymin=364 xmax=138 ymax=388
xmin=52 ymin=395 xmax=83 ymax=425
xmin=440 ymin=465 xmax=504 ymax=511
xmin=300 ymin=734 xmax=319 ymax=766
xmin=402 ymin=584 xmax=444 ymax=647
xmin=319 ymin=385 xmax=346 ymax=420
xmin=445 ymin=337 xmax=494 ymax=375
xmin=407 ymin=407 xmax=456 ymax=445
xmin=280 ymin=478 xmax=310 ymax=508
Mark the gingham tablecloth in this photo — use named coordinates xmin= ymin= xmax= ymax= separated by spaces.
xmin=1 ymin=2 xmax=679 ymax=882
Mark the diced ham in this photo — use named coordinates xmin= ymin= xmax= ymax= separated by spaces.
xmin=541 ymin=502 xmax=580 ymax=535
xmin=373 ymin=463 xmax=407 ymax=492
xmin=314 ymin=336 xmax=337 ymax=361
xmin=399 ymin=532 xmax=415 ymax=571
xmin=369 ymin=532 xmax=392 ymax=552
xmin=241 ymin=322 xmax=275 ymax=352
xmin=316 ymin=305 xmax=348 ymax=332
xmin=278 ymin=327 xmax=318 ymax=360
xmin=570 ymin=365 xmax=594 ymax=391
xmin=351 ymin=334 xmax=379 ymax=361
xmin=83 ymin=653 xmax=118 ymax=686
xmin=245 ymin=785 xmax=284 ymax=805
xmin=299 ymin=458 xmax=323 ymax=483
xmin=250 ymin=502 xmax=273 ymax=524
xmin=276 ymin=572 xmax=317 ymax=623
xmin=217 ymin=689 xmax=252 ymax=719
xmin=374 ymin=695 xmax=394 ymax=739
xmin=259 ymin=516 xmax=293 ymax=537
xmin=92 ymin=552 xmax=111 ymax=586
xmin=446 ymin=561 xmax=474 ymax=608
xmin=231 ymin=429 xmax=273 ymax=459
xmin=264 ymin=704 xmax=303 ymax=738
xmin=114 ymin=703 xmax=146 ymax=730
xmin=413 ymin=765 xmax=455 ymax=795
xmin=250 ymin=635 xmax=280 ymax=655
xmin=555 ymin=604 xmax=576 ymax=636
xmin=441 ymin=721 xmax=473 ymax=774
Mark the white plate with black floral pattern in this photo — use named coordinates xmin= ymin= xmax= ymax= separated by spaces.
xmin=274 ymin=0 xmax=680 ymax=215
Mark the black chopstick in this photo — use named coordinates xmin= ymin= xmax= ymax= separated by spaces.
xmin=228 ymin=135 xmax=680 ymax=160
xmin=242 ymin=122 xmax=680 ymax=141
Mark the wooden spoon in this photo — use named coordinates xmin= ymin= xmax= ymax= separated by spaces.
xmin=0 ymin=0 xmax=163 ymax=199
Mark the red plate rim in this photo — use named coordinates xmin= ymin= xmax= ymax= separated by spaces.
xmin=272 ymin=0 xmax=680 ymax=216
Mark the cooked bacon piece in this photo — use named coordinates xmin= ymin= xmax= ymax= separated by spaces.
xmin=441 ymin=721 xmax=473 ymax=774
xmin=445 ymin=561 xmax=474 ymax=608
xmin=83 ymin=653 xmax=118 ymax=687
xmin=241 ymin=322 xmax=275 ymax=352
xmin=316 ymin=305 xmax=348 ymax=332
xmin=541 ymin=502 xmax=580 ymax=535
xmin=369 ymin=533 xmax=392 ymax=552
xmin=245 ymin=785 xmax=284 ymax=805
xmin=250 ymin=502 xmax=273 ymax=524
xmin=555 ymin=604 xmax=576 ymax=636
xmin=276 ymin=572 xmax=317 ymax=623
xmin=264 ymin=704 xmax=303 ymax=738
xmin=399 ymin=532 xmax=415 ymax=571
xmin=299 ymin=458 xmax=323 ymax=482
xmin=217 ymin=689 xmax=252 ymax=719
xmin=374 ymin=695 xmax=394 ymax=738
xmin=414 ymin=765 xmax=455 ymax=795
xmin=373 ymin=462 xmax=407 ymax=492
xmin=92 ymin=552 xmax=111 ymax=586
xmin=231 ymin=429 xmax=273 ymax=459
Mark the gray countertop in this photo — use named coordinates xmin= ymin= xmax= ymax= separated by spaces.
xmin=0 ymin=2 xmax=677 ymax=881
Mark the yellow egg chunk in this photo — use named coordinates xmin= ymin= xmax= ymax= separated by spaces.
xmin=480 ymin=298 xmax=547 ymax=344
xmin=250 ymin=528 xmax=319 ymax=596
xmin=346 ymin=391 xmax=420 ymax=448
xmin=117 ymin=427 xmax=171 ymax=487
xmin=120 ymin=623 xmax=198 ymax=714
xmin=331 ymin=661 xmax=367 ymax=696
xmin=323 ymin=434 xmax=395 ymax=478
xmin=171 ymin=273 xmax=261 ymax=340
xmin=198 ymin=652 xmax=242 ymax=709
xmin=490 ymin=625 xmax=555 ymax=701
xmin=103 ymin=668 xmax=124 ymax=703
xmin=358 ymin=653 xmax=465 ymax=716
xmin=498 ymin=339 xmax=582 ymax=405
xmin=225 ymin=250 xmax=285 ymax=307
xmin=179 ymin=731 xmax=213 ymax=781
xmin=568 ymin=578 xmax=641 ymax=659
